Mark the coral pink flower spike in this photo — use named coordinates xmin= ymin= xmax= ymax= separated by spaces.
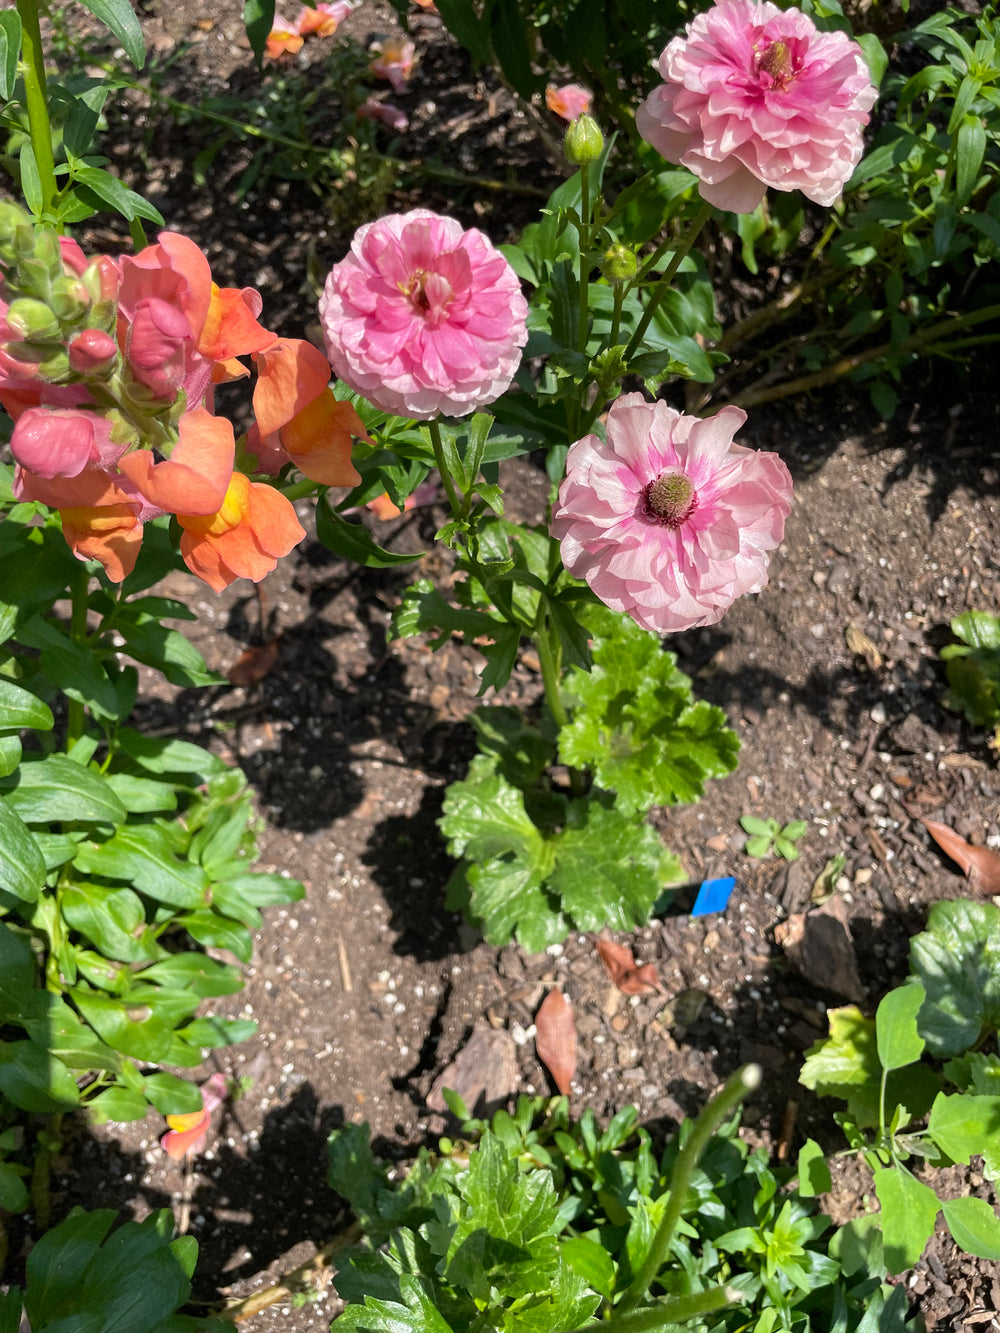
xmin=552 ymin=394 xmax=793 ymax=634
xmin=636 ymin=0 xmax=877 ymax=214
xmin=319 ymin=210 xmax=528 ymax=420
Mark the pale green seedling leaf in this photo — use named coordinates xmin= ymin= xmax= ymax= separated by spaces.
xmin=876 ymin=983 xmax=926 ymax=1071
xmin=941 ymin=1195 xmax=1000 ymax=1260
xmin=873 ymin=1166 xmax=939 ymax=1274
xmin=796 ymin=1138 xmax=832 ymax=1197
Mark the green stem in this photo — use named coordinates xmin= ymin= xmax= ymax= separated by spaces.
xmin=610 ymin=282 xmax=624 ymax=349
xmin=280 ymin=476 xmax=320 ymax=503
xmin=534 ymin=606 xmax=567 ymax=730
xmin=623 ymin=201 xmax=714 ymax=364
xmin=577 ymin=163 xmax=591 ymax=356
xmin=99 ymin=66 xmax=549 ymax=198
xmin=563 ymin=1285 xmax=741 ymax=1333
xmin=17 ymin=0 xmax=59 ymax=218
xmin=428 ymin=418 xmax=463 ymax=519
xmin=66 ymin=567 xmax=89 ymax=749
xmin=617 ymin=1065 xmax=762 ymax=1316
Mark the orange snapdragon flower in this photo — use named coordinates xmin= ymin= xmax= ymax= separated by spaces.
xmin=252 ymin=337 xmax=364 ymax=486
xmin=177 ymin=471 xmax=306 ymax=592
xmin=265 ymin=17 xmax=304 ymax=57
xmin=14 ymin=466 xmax=144 ymax=583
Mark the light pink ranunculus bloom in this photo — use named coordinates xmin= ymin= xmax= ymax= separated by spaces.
xmin=636 ymin=0 xmax=877 ymax=214
xmin=319 ymin=210 xmax=528 ymax=419
xmin=552 ymin=393 xmax=792 ymax=634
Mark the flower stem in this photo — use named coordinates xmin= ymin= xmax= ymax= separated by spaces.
xmin=428 ymin=418 xmax=464 ymax=519
xmin=617 ymin=1064 xmax=762 ymax=1315
xmin=16 ymin=0 xmax=59 ymax=218
xmin=577 ymin=162 xmax=592 ymax=356
xmin=561 ymin=1284 xmax=742 ymax=1333
xmin=534 ymin=606 xmax=568 ymax=730
xmin=623 ymin=200 xmax=714 ymax=364
xmin=66 ymin=567 xmax=89 ymax=749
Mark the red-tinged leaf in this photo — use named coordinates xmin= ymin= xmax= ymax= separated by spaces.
xmin=535 ymin=988 xmax=576 ymax=1096
xmin=226 ymin=637 xmax=281 ymax=686
xmin=595 ymin=934 xmax=663 ymax=995
xmin=922 ymin=819 xmax=1000 ymax=894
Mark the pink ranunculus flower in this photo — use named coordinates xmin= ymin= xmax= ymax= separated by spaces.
xmin=545 ymin=83 xmax=592 ymax=123
xmin=551 ymin=393 xmax=792 ymax=634
xmin=636 ymin=0 xmax=878 ymax=214
xmin=319 ymin=209 xmax=528 ymax=419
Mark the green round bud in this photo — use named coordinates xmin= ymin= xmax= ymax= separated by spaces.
xmin=600 ymin=243 xmax=638 ymax=284
xmin=564 ymin=114 xmax=604 ymax=166
xmin=5 ymin=297 xmax=61 ymax=341
xmin=49 ymin=275 xmax=91 ymax=325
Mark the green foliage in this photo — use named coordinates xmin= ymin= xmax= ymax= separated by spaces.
xmin=438 ymin=600 xmax=737 ymax=949
xmin=328 ymin=1093 xmax=911 ymax=1332
xmin=740 ymin=816 xmax=808 ymax=861
xmin=941 ymin=610 xmax=1000 ymax=735
xmin=0 ymin=503 xmax=303 ymax=1209
xmin=800 ymin=901 xmax=1000 ymax=1273
xmin=0 ymin=1207 xmax=227 ymax=1332
xmin=560 ymin=606 xmax=740 ymax=814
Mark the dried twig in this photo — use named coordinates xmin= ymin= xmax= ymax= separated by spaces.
xmin=216 ymin=1221 xmax=364 ymax=1323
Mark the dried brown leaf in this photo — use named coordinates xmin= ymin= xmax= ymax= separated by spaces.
xmin=535 ymin=988 xmax=576 ymax=1096
xmin=845 ymin=623 xmax=883 ymax=670
xmin=921 ymin=818 xmax=1000 ymax=894
xmin=595 ymin=936 xmax=663 ymax=995
xmin=227 ymin=638 xmax=281 ymax=687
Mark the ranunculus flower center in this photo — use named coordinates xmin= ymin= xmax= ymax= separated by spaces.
xmin=757 ymin=38 xmax=796 ymax=88
xmin=402 ymin=268 xmax=454 ymax=325
xmin=643 ymin=470 xmax=697 ymax=528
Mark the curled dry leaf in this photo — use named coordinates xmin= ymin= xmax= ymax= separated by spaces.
xmin=595 ymin=935 xmax=663 ymax=995
xmin=921 ymin=818 xmax=1000 ymax=894
xmin=226 ymin=637 xmax=281 ymax=686
xmin=535 ymin=988 xmax=576 ymax=1096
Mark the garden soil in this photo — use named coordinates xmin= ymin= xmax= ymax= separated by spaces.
xmin=14 ymin=1 xmax=1000 ymax=1329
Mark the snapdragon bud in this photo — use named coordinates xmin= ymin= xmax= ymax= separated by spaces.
xmin=599 ymin=243 xmax=638 ymax=284
xmin=69 ymin=328 xmax=118 ymax=376
xmin=32 ymin=343 xmax=72 ymax=384
xmin=49 ymin=275 xmax=91 ymax=325
xmin=5 ymin=297 xmax=61 ymax=341
xmin=564 ymin=113 xmax=604 ymax=166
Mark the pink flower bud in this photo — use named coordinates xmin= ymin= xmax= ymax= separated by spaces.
xmin=126 ymin=296 xmax=192 ymax=399
xmin=69 ymin=328 xmax=119 ymax=376
xmin=83 ymin=255 xmax=121 ymax=305
xmin=10 ymin=406 xmax=127 ymax=479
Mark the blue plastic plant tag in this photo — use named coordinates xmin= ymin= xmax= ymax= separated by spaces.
xmin=690 ymin=877 xmax=736 ymax=917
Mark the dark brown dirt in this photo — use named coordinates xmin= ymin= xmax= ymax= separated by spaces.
xmin=19 ymin=2 xmax=1000 ymax=1329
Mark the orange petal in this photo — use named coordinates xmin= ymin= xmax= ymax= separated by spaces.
xmin=165 ymin=1108 xmax=210 ymax=1134
xmin=212 ymin=357 xmax=252 ymax=385
xmin=367 ymin=492 xmax=403 ymax=520
xmin=265 ymin=28 xmax=304 ymax=57
xmin=60 ymin=504 xmax=143 ymax=583
xmin=252 ymin=338 xmax=331 ymax=439
xmin=281 ymin=389 xmax=364 ymax=486
xmin=180 ymin=528 xmax=236 ymax=593
xmin=118 ymin=408 xmax=235 ymax=516
xmin=152 ymin=233 xmax=214 ymax=348
xmin=200 ymin=284 xmax=274 ymax=364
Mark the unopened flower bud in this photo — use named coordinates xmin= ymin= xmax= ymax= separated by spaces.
xmin=69 ymin=328 xmax=118 ymax=376
xmin=34 ymin=344 xmax=72 ymax=384
xmin=600 ymin=243 xmax=638 ymax=284
xmin=14 ymin=257 xmax=53 ymax=300
xmin=564 ymin=114 xmax=604 ymax=166
xmin=83 ymin=255 xmax=121 ymax=305
xmin=5 ymin=297 xmax=61 ymax=341
xmin=0 ymin=201 xmax=30 ymax=263
xmin=49 ymin=275 xmax=90 ymax=325
xmin=31 ymin=228 xmax=63 ymax=278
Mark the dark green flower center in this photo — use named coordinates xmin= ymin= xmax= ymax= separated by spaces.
xmin=643 ymin=471 xmax=697 ymax=528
